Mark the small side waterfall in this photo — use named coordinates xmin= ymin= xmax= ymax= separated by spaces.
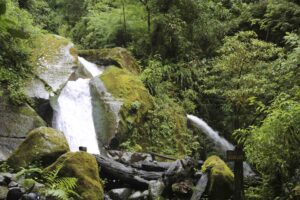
xmin=187 ymin=115 xmax=234 ymax=152
xmin=52 ymin=57 xmax=103 ymax=154
xmin=187 ymin=114 xmax=255 ymax=177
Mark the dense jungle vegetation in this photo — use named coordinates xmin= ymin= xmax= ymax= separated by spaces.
xmin=0 ymin=0 xmax=299 ymax=199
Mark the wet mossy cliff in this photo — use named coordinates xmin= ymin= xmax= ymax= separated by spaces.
xmin=81 ymin=48 xmax=197 ymax=157
xmin=100 ymin=66 xmax=154 ymax=143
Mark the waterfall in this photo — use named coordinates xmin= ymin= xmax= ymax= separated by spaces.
xmin=187 ymin=114 xmax=255 ymax=177
xmin=52 ymin=57 xmax=103 ymax=154
xmin=187 ymin=115 xmax=234 ymax=152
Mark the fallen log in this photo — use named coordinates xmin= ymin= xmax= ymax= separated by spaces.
xmin=107 ymin=150 xmax=181 ymax=172
xmin=94 ymin=154 xmax=163 ymax=189
xmin=94 ymin=154 xmax=195 ymax=190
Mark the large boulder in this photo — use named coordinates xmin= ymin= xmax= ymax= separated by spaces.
xmin=0 ymin=96 xmax=46 ymax=161
xmin=6 ymin=127 xmax=69 ymax=170
xmin=99 ymin=66 xmax=154 ymax=143
xmin=44 ymin=152 xmax=104 ymax=200
xmin=202 ymin=156 xmax=234 ymax=200
xmin=25 ymin=34 xmax=78 ymax=100
xmin=90 ymin=76 xmax=122 ymax=147
xmin=78 ymin=48 xmax=141 ymax=74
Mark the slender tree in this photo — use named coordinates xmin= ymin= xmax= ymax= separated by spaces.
xmin=139 ymin=0 xmax=151 ymax=33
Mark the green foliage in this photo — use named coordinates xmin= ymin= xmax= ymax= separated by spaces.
xmin=0 ymin=0 xmax=6 ymax=15
xmin=42 ymin=163 xmax=80 ymax=200
xmin=239 ymin=95 xmax=300 ymax=198
xmin=252 ymin=0 xmax=300 ymax=44
xmin=16 ymin=166 xmax=43 ymax=179
xmin=141 ymin=58 xmax=204 ymax=113
xmin=0 ymin=0 xmax=37 ymax=104
xmin=121 ymin=95 xmax=199 ymax=157
xmin=72 ymin=0 xmax=147 ymax=48
xmin=203 ymin=31 xmax=283 ymax=132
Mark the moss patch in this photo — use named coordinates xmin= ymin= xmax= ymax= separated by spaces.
xmin=30 ymin=34 xmax=70 ymax=69
xmin=100 ymin=66 xmax=154 ymax=141
xmin=44 ymin=152 xmax=104 ymax=200
xmin=202 ymin=156 xmax=234 ymax=200
xmin=79 ymin=48 xmax=141 ymax=74
xmin=122 ymin=96 xmax=197 ymax=158
xmin=7 ymin=127 xmax=69 ymax=171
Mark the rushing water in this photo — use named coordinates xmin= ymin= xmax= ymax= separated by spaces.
xmin=187 ymin=115 xmax=234 ymax=152
xmin=187 ymin=114 xmax=255 ymax=177
xmin=52 ymin=57 xmax=103 ymax=154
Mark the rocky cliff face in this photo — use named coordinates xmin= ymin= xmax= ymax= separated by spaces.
xmin=0 ymin=96 xmax=46 ymax=161
xmin=0 ymin=33 xmax=77 ymax=160
xmin=25 ymin=34 xmax=78 ymax=100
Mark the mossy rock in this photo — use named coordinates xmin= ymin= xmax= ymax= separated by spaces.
xmin=44 ymin=152 xmax=104 ymax=200
xmin=30 ymin=34 xmax=70 ymax=67
xmin=127 ymin=97 xmax=195 ymax=158
xmin=100 ymin=66 xmax=154 ymax=142
xmin=0 ymin=96 xmax=46 ymax=160
xmin=0 ymin=96 xmax=46 ymax=138
xmin=7 ymin=127 xmax=69 ymax=171
xmin=79 ymin=48 xmax=141 ymax=74
xmin=202 ymin=156 xmax=234 ymax=200
xmin=25 ymin=34 xmax=78 ymax=99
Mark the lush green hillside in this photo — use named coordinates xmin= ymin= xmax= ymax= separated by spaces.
xmin=0 ymin=0 xmax=299 ymax=199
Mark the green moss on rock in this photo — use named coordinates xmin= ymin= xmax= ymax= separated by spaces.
xmin=44 ymin=152 xmax=104 ymax=200
xmin=7 ymin=127 xmax=69 ymax=171
xmin=123 ymin=96 xmax=196 ymax=158
xmin=100 ymin=66 xmax=154 ymax=141
xmin=79 ymin=48 xmax=141 ymax=74
xmin=202 ymin=156 xmax=234 ymax=200
xmin=30 ymin=34 xmax=70 ymax=68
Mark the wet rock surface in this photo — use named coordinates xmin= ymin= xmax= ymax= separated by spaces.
xmin=0 ymin=96 xmax=46 ymax=160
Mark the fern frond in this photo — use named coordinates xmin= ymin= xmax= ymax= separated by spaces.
xmin=16 ymin=167 xmax=43 ymax=179
xmin=55 ymin=177 xmax=78 ymax=191
xmin=45 ymin=188 xmax=69 ymax=200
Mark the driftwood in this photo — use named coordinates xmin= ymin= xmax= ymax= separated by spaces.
xmin=190 ymin=172 xmax=209 ymax=200
xmin=107 ymin=150 xmax=181 ymax=171
xmin=94 ymin=154 xmax=195 ymax=190
xmin=95 ymin=154 xmax=163 ymax=189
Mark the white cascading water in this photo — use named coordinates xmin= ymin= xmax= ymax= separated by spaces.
xmin=52 ymin=57 xmax=103 ymax=154
xmin=187 ymin=114 xmax=255 ymax=177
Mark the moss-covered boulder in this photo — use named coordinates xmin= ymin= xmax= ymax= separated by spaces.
xmin=124 ymin=96 xmax=195 ymax=157
xmin=6 ymin=127 xmax=69 ymax=170
xmin=100 ymin=66 xmax=154 ymax=142
xmin=78 ymin=48 xmax=141 ymax=74
xmin=45 ymin=152 xmax=104 ymax=200
xmin=202 ymin=156 xmax=234 ymax=200
xmin=25 ymin=34 xmax=78 ymax=100
xmin=0 ymin=96 xmax=46 ymax=160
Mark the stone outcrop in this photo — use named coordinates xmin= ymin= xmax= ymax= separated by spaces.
xmin=44 ymin=152 xmax=104 ymax=200
xmin=202 ymin=156 xmax=234 ymax=200
xmin=0 ymin=96 xmax=46 ymax=161
xmin=6 ymin=127 xmax=69 ymax=170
